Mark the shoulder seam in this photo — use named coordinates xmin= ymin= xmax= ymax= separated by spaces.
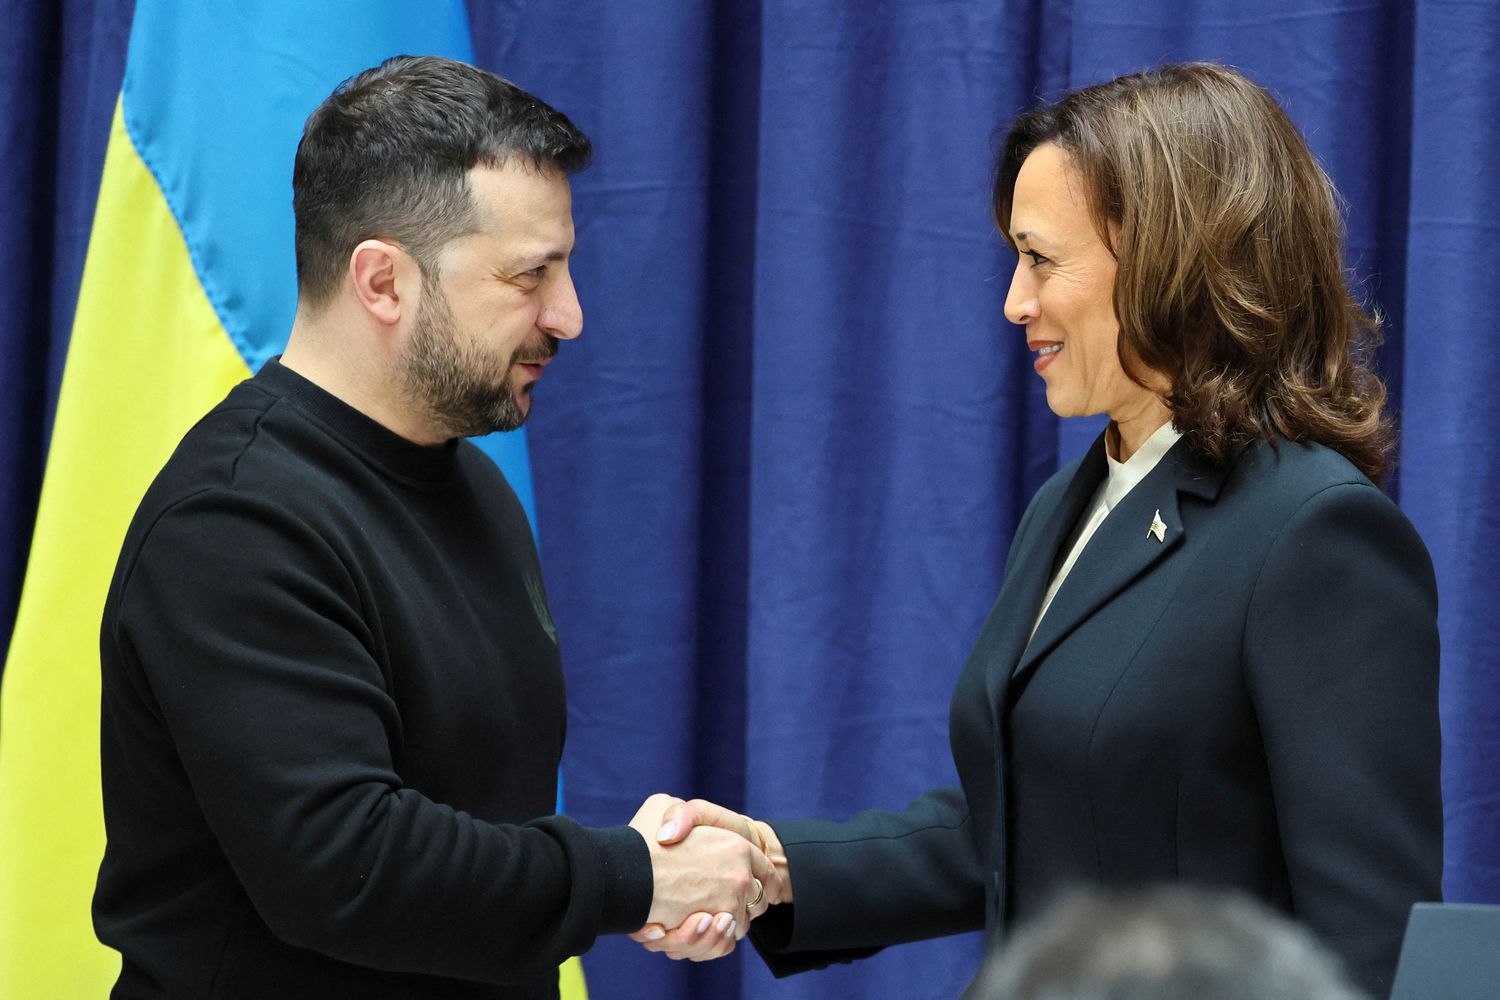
xmin=110 ymin=404 xmax=277 ymax=645
xmin=227 ymin=404 xmax=271 ymax=486
xmin=111 ymin=484 xmax=249 ymax=649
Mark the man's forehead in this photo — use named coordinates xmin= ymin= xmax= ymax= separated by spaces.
xmin=464 ymin=163 xmax=574 ymax=244
xmin=468 ymin=159 xmax=570 ymax=203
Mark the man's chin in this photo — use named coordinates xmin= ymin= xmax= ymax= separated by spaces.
xmin=480 ymin=396 xmax=529 ymax=436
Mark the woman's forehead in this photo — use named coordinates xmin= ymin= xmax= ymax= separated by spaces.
xmin=1011 ymin=144 xmax=1093 ymax=244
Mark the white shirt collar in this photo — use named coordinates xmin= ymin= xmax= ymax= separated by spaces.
xmin=1102 ymin=421 xmax=1183 ymax=511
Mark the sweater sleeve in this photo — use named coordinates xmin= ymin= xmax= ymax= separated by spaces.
xmin=1244 ymin=481 xmax=1442 ymax=997
xmin=749 ymin=786 xmax=985 ymax=976
xmin=110 ymin=488 xmax=651 ymax=983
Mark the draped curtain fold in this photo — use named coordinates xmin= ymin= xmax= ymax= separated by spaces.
xmin=4 ymin=3 xmax=1496 ymax=999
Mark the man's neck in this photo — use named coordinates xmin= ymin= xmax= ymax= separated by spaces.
xmin=280 ymin=321 xmax=446 ymax=447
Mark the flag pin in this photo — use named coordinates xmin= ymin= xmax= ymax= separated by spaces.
xmin=1148 ymin=509 xmax=1167 ymax=543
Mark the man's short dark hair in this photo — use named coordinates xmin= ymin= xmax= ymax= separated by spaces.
xmin=292 ymin=54 xmax=592 ymax=306
xmin=971 ymin=888 xmax=1368 ymax=1000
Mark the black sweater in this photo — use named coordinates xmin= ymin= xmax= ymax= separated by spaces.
xmin=95 ymin=360 xmax=651 ymax=999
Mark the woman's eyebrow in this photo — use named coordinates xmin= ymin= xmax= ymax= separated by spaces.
xmin=1012 ymin=229 xmax=1054 ymax=247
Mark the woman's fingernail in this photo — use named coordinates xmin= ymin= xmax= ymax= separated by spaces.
xmin=697 ymin=914 xmax=713 ymax=934
xmin=715 ymin=913 xmax=732 ymax=933
xmin=729 ymin=920 xmax=739 ymax=937
xmin=656 ymin=822 xmax=678 ymax=841
xmin=644 ymin=927 xmax=665 ymax=941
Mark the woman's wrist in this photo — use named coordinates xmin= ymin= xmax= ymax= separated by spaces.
xmin=751 ymin=819 xmax=793 ymax=903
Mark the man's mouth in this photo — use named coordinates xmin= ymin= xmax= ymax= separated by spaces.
xmin=514 ymin=338 xmax=559 ymax=369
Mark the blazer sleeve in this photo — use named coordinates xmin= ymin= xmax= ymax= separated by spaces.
xmin=748 ymin=786 xmax=986 ymax=976
xmin=1244 ymin=481 xmax=1442 ymax=994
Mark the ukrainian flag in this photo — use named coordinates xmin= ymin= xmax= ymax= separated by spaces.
xmin=0 ymin=3 xmax=583 ymax=996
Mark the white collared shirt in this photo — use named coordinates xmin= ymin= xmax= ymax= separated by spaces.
xmin=1030 ymin=421 xmax=1184 ymax=639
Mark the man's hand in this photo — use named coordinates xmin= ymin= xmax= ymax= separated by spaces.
xmin=627 ymin=795 xmax=792 ymax=961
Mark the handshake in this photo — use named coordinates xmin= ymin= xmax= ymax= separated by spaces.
xmin=626 ymin=793 xmax=794 ymax=962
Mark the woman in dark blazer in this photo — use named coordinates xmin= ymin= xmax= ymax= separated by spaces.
xmin=635 ymin=63 xmax=1441 ymax=997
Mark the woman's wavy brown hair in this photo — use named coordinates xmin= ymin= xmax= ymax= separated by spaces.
xmin=994 ymin=63 xmax=1393 ymax=484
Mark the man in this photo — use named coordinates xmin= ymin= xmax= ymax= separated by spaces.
xmin=94 ymin=56 xmax=771 ymax=999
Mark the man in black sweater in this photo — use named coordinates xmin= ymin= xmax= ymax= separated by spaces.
xmin=94 ymin=56 xmax=773 ymax=999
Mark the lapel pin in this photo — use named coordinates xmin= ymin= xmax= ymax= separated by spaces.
xmin=1148 ymin=509 xmax=1167 ymax=543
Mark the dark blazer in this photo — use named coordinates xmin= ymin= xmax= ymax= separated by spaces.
xmin=751 ymin=433 xmax=1442 ymax=997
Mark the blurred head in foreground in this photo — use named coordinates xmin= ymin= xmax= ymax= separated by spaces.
xmin=970 ymin=887 xmax=1368 ymax=1000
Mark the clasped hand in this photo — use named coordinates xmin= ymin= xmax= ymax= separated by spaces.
xmin=627 ymin=793 xmax=790 ymax=961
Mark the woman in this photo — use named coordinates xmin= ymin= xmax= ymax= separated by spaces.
xmin=637 ymin=63 xmax=1441 ymax=996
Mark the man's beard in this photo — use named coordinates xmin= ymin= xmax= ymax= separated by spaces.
xmin=398 ymin=276 xmax=557 ymax=439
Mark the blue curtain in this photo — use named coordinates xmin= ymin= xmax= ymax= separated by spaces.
xmin=4 ymin=2 xmax=1497 ymax=998
xmin=0 ymin=0 xmax=132 ymax=657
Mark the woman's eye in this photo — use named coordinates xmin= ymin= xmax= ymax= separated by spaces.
xmin=1022 ymin=249 xmax=1049 ymax=267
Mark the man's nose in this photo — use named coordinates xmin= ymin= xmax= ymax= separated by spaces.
xmin=539 ymin=270 xmax=582 ymax=340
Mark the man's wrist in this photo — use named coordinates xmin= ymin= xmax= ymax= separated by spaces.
xmin=592 ymin=823 xmax=656 ymax=932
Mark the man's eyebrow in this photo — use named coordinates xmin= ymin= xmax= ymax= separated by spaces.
xmin=504 ymin=246 xmax=573 ymax=271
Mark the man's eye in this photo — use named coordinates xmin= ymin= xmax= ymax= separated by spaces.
xmin=1022 ymin=249 xmax=1050 ymax=267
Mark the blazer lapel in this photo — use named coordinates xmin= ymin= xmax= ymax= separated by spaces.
xmin=1011 ymin=437 xmax=1227 ymax=690
xmin=981 ymin=435 xmax=1108 ymax=711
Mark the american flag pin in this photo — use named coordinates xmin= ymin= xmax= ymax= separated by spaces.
xmin=1148 ymin=509 xmax=1167 ymax=543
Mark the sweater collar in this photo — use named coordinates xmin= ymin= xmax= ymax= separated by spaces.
xmin=254 ymin=358 xmax=460 ymax=485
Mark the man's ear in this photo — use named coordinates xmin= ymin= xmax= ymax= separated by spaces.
xmin=348 ymin=239 xmax=408 ymax=326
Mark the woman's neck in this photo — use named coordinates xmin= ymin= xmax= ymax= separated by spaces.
xmin=1110 ymin=396 xmax=1173 ymax=463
